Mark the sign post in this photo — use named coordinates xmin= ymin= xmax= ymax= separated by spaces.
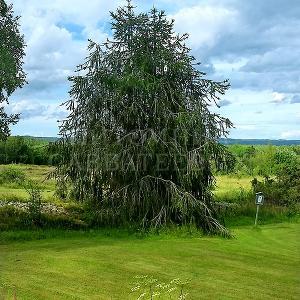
xmin=254 ymin=192 xmax=264 ymax=226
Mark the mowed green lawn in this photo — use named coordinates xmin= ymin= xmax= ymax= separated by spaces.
xmin=0 ymin=223 xmax=299 ymax=299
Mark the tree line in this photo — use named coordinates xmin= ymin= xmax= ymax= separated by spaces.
xmin=0 ymin=136 xmax=58 ymax=165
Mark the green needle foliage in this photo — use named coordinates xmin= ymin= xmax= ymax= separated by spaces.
xmin=0 ymin=0 xmax=26 ymax=139
xmin=56 ymin=1 xmax=233 ymax=235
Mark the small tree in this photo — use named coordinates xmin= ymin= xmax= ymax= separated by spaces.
xmin=0 ymin=0 xmax=26 ymax=139
xmin=56 ymin=1 xmax=233 ymax=234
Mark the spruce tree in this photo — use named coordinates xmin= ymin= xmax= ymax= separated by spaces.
xmin=57 ymin=1 xmax=233 ymax=234
xmin=0 ymin=0 xmax=26 ymax=139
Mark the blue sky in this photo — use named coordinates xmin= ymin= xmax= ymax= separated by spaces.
xmin=6 ymin=0 xmax=300 ymax=139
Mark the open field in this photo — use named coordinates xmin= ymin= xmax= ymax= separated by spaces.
xmin=0 ymin=164 xmax=297 ymax=229
xmin=0 ymin=223 xmax=299 ymax=299
xmin=0 ymin=164 xmax=254 ymax=203
xmin=0 ymin=164 xmax=54 ymax=182
xmin=214 ymin=175 xmax=254 ymax=198
xmin=0 ymin=164 xmax=55 ymax=202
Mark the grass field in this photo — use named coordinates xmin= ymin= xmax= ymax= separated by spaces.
xmin=214 ymin=175 xmax=253 ymax=197
xmin=0 ymin=223 xmax=299 ymax=299
xmin=0 ymin=165 xmax=299 ymax=299
xmin=0 ymin=164 xmax=55 ymax=202
xmin=0 ymin=164 xmax=254 ymax=204
xmin=0 ymin=164 xmax=54 ymax=183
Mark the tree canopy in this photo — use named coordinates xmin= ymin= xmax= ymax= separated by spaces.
xmin=56 ymin=1 xmax=233 ymax=235
xmin=0 ymin=0 xmax=26 ymax=139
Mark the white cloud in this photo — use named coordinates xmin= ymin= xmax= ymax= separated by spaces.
xmin=213 ymin=58 xmax=248 ymax=73
xmin=236 ymin=124 xmax=256 ymax=131
xmin=7 ymin=0 xmax=122 ymax=95
xmin=211 ymin=88 xmax=300 ymax=139
xmin=170 ymin=4 xmax=238 ymax=49
xmin=8 ymin=100 xmax=67 ymax=120
xmin=271 ymin=92 xmax=286 ymax=104
xmin=11 ymin=0 xmax=122 ymax=30
xmin=281 ymin=130 xmax=300 ymax=139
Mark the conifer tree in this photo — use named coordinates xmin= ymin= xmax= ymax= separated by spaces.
xmin=0 ymin=0 xmax=26 ymax=139
xmin=57 ymin=1 xmax=233 ymax=234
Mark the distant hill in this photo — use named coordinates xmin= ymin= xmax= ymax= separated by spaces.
xmin=20 ymin=135 xmax=58 ymax=142
xmin=219 ymin=138 xmax=300 ymax=146
xmin=17 ymin=136 xmax=300 ymax=146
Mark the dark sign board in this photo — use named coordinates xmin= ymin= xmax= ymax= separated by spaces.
xmin=255 ymin=192 xmax=264 ymax=205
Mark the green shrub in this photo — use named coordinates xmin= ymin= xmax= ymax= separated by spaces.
xmin=38 ymin=214 xmax=87 ymax=229
xmin=273 ymin=149 xmax=299 ymax=175
xmin=0 ymin=205 xmax=87 ymax=231
xmin=252 ymin=163 xmax=300 ymax=207
xmin=25 ymin=182 xmax=43 ymax=225
xmin=0 ymin=166 xmax=26 ymax=184
xmin=227 ymin=145 xmax=300 ymax=177
xmin=222 ymin=204 xmax=298 ymax=227
xmin=0 ymin=205 xmax=28 ymax=230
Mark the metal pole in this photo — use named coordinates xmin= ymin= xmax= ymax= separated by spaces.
xmin=254 ymin=205 xmax=260 ymax=226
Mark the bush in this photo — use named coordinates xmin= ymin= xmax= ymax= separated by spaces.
xmin=0 ymin=206 xmax=28 ymax=230
xmin=0 ymin=166 xmax=26 ymax=184
xmin=273 ymin=149 xmax=298 ymax=174
xmin=252 ymin=163 xmax=300 ymax=207
xmin=227 ymin=145 xmax=300 ymax=177
xmin=25 ymin=182 xmax=43 ymax=225
xmin=0 ymin=205 xmax=86 ymax=231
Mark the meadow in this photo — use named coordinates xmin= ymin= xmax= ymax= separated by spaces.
xmin=0 ymin=164 xmax=254 ymax=203
xmin=0 ymin=164 xmax=55 ymax=203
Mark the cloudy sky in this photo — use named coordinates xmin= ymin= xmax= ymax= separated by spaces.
xmin=6 ymin=0 xmax=300 ymax=139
